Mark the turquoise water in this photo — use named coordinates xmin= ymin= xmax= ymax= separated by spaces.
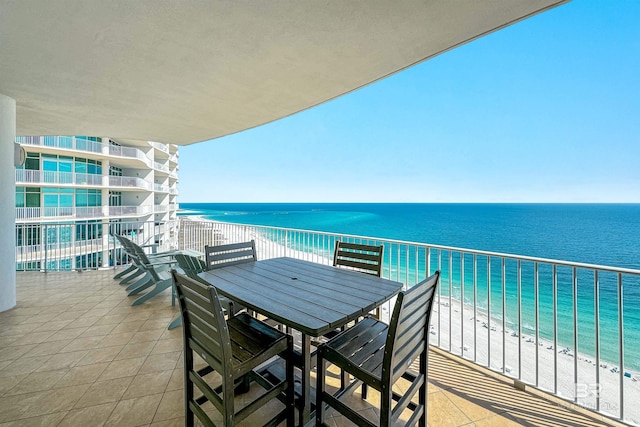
xmin=179 ymin=203 xmax=640 ymax=370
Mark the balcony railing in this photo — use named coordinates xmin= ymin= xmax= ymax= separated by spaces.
xmin=15 ymin=206 xmax=104 ymax=221
xmin=15 ymin=220 xmax=177 ymax=271
xmin=16 ymin=169 xmax=103 ymax=186
xmin=108 ymin=176 xmax=153 ymax=191
xmin=108 ymin=205 xmax=153 ymax=217
xmin=17 ymin=136 xmax=152 ymax=167
xmin=154 ymin=183 xmax=170 ymax=192
xmin=176 ymin=218 xmax=640 ymax=425
xmin=16 ymin=205 xmax=154 ymax=221
xmin=151 ymin=141 xmax=170 ymax=154
xmin=154 ymin=161 xmax=170 ymax=173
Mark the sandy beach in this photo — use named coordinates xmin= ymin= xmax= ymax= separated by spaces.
xmin=185 ymin=217 xmax=640 ymax=424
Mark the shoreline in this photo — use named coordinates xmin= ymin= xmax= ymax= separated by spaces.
xmin=183 ymin=215 xmax=640 ymax=424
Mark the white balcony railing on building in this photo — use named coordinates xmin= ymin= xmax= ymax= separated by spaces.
xmin=151 ymin=142 xmax=170 ymax=154
xmin=16 ymin=170 xmax=103 ymax=186
xmin=16 ymin=136 xmax=103 ymax=154
xmin=154 ymin=204 xmax=169 ymax=213
xmin=169 ymin=186 xmax=179 ymax=195
xmin=15 ymin=220 xmax=177 ymax=271
xmin=17 ymin=136 xmax=151 ymax=167
xmin=154 ymin=162 xmax=170 ymax=173
xmin=108 ymin=176 xmax=153 ymax=191
xmin=176 ymin=218 xmax=640 ymax=426
xmin=154 ymin=183 xmax=170 ymax=192
xmin=15 ymin=206 xmax=104 ymax=221
xmin=108 ymin=205 xmax=153 ymax=217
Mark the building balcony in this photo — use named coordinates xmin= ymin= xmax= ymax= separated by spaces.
xmin=17 ymin=136 xmax=152 ymax=168
xmin=154 ymin=183 xmax=169 ymax=193
xmin=7 ymin=218 xmax=638 ymax=425
xmin=16 ymin=170 xmax=103 ymax=187
xmin=151 ymin=141 xmax=170 ymax=154
xmin=0 ymin=268 xmax=621 ymax=426
xmin=15 ymin=170 xmax=153 ymax=191
xmin=153 ymin=162 xmax=170 ymax=174
xmin=15 ymin=205 xmax=153 ymax=222
xmin=107 ymin=176 xmax=153 ymax=191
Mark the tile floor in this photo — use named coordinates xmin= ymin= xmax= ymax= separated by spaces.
xmin=0 ymin=269 xmax=626 ymax=426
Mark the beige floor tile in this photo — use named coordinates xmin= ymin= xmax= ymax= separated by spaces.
xmin=79 ymin=323 xmax=118 ymax=338
xmin=33 ymin=320 xmax=73 ymax=333
xmin=54 ymin=363 xmax=110 ymax=388
xmin=0 ymin=375 xmax=28 ymax=396
xmin=29 ymin=339 xmax=74 ymax=357
xmin=73 ymin=376 xmax=133 ymax=409
xmin=139 ymin=352 xmax=180 ymax=374
xmin=165 ymin=369 xmax=184 ymax=392
xmin=129 ymin=329 xmax=166 ymax=344
xmin=426 ymin=391 xmax=472 ymax=427
xmin=97 ymin=332 xmax=135 ymax=348
xmin=59 ymin=336 xmax=105 ymax=353
xmin=153 ymin=390 xmax=183 ymax=422
xmin=92 ymin=314 xmax=128 ymax=326
xmin=104 ymin=393 xmax=163 ymax=426
xmin=4 ymin=369 xmax=68 ymax=396
xmin=151 ymin=338 xmax=183 ymax=355
xmin=51 ymin=311 xmax=88 ymax=322
xmin=123 ymin=370 xmax=173 ymax=399
xmin=0 ymin=384 xmax=89 ymax=423
xmin=9 ymin=331 xmax=56 ymax=346
xmin=35 ymin=350 xmax=88 ymax=373
xmin=43 ymin=328 xmax=88 ymax=343
xmin=114 ymin=340 xmax=156 ymax=360
xmin=0 ymin=411 xmax=67 ymax=426
xmin=150 ymin=417 xmax=183 ymax=427
xmin=109 ymin=322 xmax=144 ymax=335
xmin=57 ymin=402 xmax=116 ymax=427
xmin=98 ymin=357 xmax=146 ymax=381
xmin=76 ymin=346 xmax=124 ymax=366
xmin=0 ymin=345 xmax=36 ymax=363
xmin=0 ymin=355 xmax=52 ymax=378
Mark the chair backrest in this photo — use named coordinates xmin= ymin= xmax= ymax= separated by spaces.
xmin=174 ymin=253 xmax=207 ymax=282
xmin=205 ymin=240 xmax=257 ymax=270
xmin=383 ymin=271 xmax=439 ymax=385
xmin=172 ymin=270 xmax=233 ymax=377
xmin=333 ymin=241 xmax=384 ymax=277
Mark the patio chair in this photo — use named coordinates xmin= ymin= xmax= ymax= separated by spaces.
xmin=113 ymin=234 xmax=176 ymax=287
xmin=125 ymin=240 xmax=177 ymax=306
xmin=172 ymin=271 xmax=295 ymax=427
xmin=167 ymin=253 xmax=242 ymax=330
xmin=315 ymin=271 xmax=440 ymax=427
xmin=205 ymin=240 xmax=257 ymax=269
xmin=333 ymin=241 xmax=384 ymax=319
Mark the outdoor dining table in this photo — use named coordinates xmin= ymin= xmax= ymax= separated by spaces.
xmin=198 ymin=256 xmax=403 ymax=424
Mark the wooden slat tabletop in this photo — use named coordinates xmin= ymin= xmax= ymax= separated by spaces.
xmin=198 ymin=257 xmax=402 ymax=337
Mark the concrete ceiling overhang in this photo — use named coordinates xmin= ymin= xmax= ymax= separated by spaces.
xmin=0 ymin=0 xmax=568 ymax=145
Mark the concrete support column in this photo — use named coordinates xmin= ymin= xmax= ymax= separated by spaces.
xmin=0 ymin=94 xmax=17 ymax=312
xmin=101 ymin=160 xmax=110 ymax=267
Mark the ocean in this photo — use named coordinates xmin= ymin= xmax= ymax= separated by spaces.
xmin=179 ymin=203 xmax=640 ymax=370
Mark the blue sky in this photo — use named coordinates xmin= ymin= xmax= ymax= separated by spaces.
xmin=179 ymin=1 xmax=640 ymax=203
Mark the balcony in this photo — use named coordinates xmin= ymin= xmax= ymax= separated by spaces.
xmin=16 ymin=170 xmax=103 ymax=187
xmin=0 ymin=269 xmax=619 ymax=426
xmin=154 ymin=183 xmax=169 ymax=193
xmin=108 ymin=176 xmax=153 ymax=191
xmin=15 ymin=205 xmax=154 ymax=222
xmin=6 ymin=218 xmax=638 ymax=425
xmin=17 ymin=136 xmax=152 ymax=168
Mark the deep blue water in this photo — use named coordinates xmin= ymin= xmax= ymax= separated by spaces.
xmin=179 ymin=203 xmax=640 ymax=369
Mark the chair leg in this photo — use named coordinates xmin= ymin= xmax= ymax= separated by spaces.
xmin=167 ymin=315 xmax=182 ymax=330
xmin=119 ymin=268 xmax=144 ymax=285
xmin=125 ymin=273 xmax=151 ymax=292
xmin=184 ymin=348 xmax=194 ymax=427
xmin=286 ymin=348 xmax=295 ymax=427
xmin=114 ymin=264 xmax=137 ymax=279
xmin=126 ymin=277 xmax=154 ymax=296
xmin=131 ymin=279 xmax=172 ymax=306
xmin=316 ymin=356 xmax=326 ymax=426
